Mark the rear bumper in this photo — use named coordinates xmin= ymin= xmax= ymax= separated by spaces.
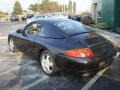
xmin=55 ymin=49 xmax=117 ymax=74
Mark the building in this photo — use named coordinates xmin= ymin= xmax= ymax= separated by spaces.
xmin=92 ymin=0 xmax=120 ymax=30
xmin=92 ymin=0 xmax=102 ymax=17
xmin=92 ymin=0 xmax=102 ymax=23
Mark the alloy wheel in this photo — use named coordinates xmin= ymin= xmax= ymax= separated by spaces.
xmin=41 ymin=52 xmax=54 ymax=74
xmin=9 ymin=39 xmax=15 ymax=52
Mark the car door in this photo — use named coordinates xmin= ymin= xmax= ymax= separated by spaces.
xmin=30 ymin=22 xmax=46 ymax=59
xmin=16 ymin=22 xmax=39 ymax=56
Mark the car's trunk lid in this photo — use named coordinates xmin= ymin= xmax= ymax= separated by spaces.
xmin=67 ymin=32 xmax=114 ymax=59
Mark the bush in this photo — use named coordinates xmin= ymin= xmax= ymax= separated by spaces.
xmin=96 ymin=22 xmax=110 ymax=30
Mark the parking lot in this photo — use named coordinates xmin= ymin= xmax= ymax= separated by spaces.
xmin=0 ymin=22 xmax=120 ymax=90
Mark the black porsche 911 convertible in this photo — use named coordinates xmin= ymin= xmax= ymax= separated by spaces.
xmin=8 ymin=19 xmax=117 ymax=76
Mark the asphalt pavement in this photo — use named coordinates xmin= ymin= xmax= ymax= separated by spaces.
xmin=0 ymin=22 xmax=120 ymax=90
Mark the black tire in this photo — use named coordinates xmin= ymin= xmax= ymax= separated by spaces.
xmin=40 ymin=50 xmax=59 ymax=76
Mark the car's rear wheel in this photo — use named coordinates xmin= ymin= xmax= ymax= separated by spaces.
xmin=40 ymin=50 xmax=59 ymax=76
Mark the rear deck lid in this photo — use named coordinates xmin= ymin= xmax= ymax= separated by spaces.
xmin=67 ymin=32 xmax=114 ymax=58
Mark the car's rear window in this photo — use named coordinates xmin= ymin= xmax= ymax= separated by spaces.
xmin=54 ymin=20 xmax=89 ymax=35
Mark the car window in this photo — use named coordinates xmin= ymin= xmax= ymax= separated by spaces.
xmin=54 ymin=20 xmax=89 ymax=36
xmin=25 ymin=22 xmax=44 ymax=36
xmin=37 ymin=23 xmax=45 ymax=36
xmin=40 ymin=22 xmax=65 ymax=38
xmin=25 ymin=23 xmax=39 ymax=35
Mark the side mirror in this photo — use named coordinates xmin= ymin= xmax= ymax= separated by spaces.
xmin=17 ymin=29 xmax=27 ymax=37
xmin=16 ymin=29 xmax=23 ymax=33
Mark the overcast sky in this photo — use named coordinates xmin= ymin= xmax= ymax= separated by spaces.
xmin=0 ymin=0 xmax=92 ymax=13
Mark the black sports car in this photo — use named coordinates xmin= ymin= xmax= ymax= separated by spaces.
xmin=8 ymin=19 xmax=117 ymax=76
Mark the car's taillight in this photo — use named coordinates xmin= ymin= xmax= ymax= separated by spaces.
xmin=87 ymin=34 xmax=97 ymax=39
xmin=66 ymin=48 xmax=94 ymax=58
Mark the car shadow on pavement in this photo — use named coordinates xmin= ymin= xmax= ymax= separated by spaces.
xmin=19 ymin=53 xmax=95 ymax=90
xmin=89 ymin=55 xmax=120 ymax=90
xmin=89 ymin=75 xmax=120 ymax=90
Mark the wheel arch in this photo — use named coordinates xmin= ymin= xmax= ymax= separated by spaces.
xmin=38 ymin=47 xmax=56 ymax=61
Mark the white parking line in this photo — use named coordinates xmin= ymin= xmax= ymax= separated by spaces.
xmin=22 ymin=75 xmax=49 ymax=90
xmin=22 ymin=61 xmax=38 ymax=67
xmin=0 ymin=66 xmax=20 ymax=76
xmin=21 ymin=74 xmax=40 ymax=79
xmin=0 ymin=37 xmax=7 ymax=39
xmin=81 ymin=67 xmax=108 ymax=90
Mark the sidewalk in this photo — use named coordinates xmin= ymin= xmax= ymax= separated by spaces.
xmin=86 ymin=26 xmax=120 ymax=48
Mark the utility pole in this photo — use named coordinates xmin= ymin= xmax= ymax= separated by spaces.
xmin=92 ymin=3 xmax=97 ymax=24
xmin=73 ymin=1 xmax=76 ymax=14
xmin=38 ymin=0 xmax=40 ymax=15
xmin=62 ymin=4 xmax=63 ymax=13
xmin=64 ymin=4 xmax=66 ymax=13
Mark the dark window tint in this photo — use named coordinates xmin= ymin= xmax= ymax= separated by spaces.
xmin=54 ymin=20 xmax=89 ymax=35
xmin=37 ymin=23 xmax=44 ymax=36
xmin=42 ymin=22 xmax=65 ymax=38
